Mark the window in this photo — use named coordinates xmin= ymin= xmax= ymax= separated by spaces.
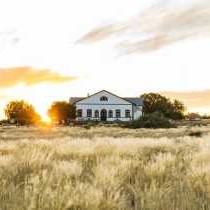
xmin=95 ymin=110 xmax=99 ymax=118
xmin=116 ymin=109 xmax=121 ymax=118
xmin=77 ymin=109 xmax=82 ymax=117
xmin=125 ymin=110 xmax=131 ymax=118
xmin=100 ymin=96 xmax=108 ymax=101
xmin=108 ymin=110 xmax=113 ymax=118
xmin=87 ymin=109 xmax=92 ymax=118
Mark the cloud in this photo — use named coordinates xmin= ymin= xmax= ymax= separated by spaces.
xmin=77 ymin=23 xmax=127 ymax=43
xmin=161 ymin=90 xmax=210 ymax=111
xmin=0 ymin=66 xmax=77 ymax=88
xmin=0 ymin=30 xmax=20 ymax=52
xmin=78 ymin=2 xmax=210 ymax=54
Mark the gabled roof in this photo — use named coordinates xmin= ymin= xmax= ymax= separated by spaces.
xmin=124 ymin=98 xmax=143 ymax=106
xmin=69 ymin=97 xmax=85 ymax=105
xmin=69 ymin=90 xmax=143 ymax=106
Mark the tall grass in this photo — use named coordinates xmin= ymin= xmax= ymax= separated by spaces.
xmin=0 ymin=125 xmax=210 ymax=209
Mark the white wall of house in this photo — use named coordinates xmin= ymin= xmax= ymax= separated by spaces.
xmin=133 ymin=106 xmax=142 ymax=120
xmin=74 ymin=90 xmax=142 ymax=122
xmin=76 ymin=104 xmax=133 ymax=122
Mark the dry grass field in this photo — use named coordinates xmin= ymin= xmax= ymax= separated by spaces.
xmin=0 ymin=125 xmax=210 ymax=210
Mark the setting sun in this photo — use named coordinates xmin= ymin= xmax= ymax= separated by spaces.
xmin=41 ymin=115 xmax=51 ymax=123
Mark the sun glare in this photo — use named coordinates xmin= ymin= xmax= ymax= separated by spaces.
xmin=41 ymin=115 xmax=51 ymax=123
xmin=33 ymin=103 xmax=51 ymax=123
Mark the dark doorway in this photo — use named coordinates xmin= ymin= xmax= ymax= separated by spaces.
xmin=100 ymin=109 xmax=107 ymax=121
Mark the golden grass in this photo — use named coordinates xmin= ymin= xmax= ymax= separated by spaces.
xmin=0 ymin=125 xmax=210 ymax=209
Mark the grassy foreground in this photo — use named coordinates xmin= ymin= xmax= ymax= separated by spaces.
xmin=0 ymin=125 xmax=210 ymax=210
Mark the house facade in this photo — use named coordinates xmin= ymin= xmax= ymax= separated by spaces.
xmin=69 ymin=90 xmax=143 ymax=122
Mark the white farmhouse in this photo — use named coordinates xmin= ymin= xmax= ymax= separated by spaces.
xmin=69 ymin=90 xmax=143 ymax=122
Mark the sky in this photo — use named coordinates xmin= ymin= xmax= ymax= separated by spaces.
xmin=0 ymin=0 xmax=210 ymax=120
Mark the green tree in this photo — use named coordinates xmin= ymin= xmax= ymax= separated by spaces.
xmin=48 ymin=101 xmax=76 ymax=124
xmin=170 ymin=99 xmax=186 ymax=120
xmin=4 ymin=100 xmax=41 ymax=125
xmin=140 ymin=93 xmax=185 ymax=120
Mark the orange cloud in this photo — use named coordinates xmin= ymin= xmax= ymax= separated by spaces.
xmin=0 ymin=66 xmax=77 ymax=88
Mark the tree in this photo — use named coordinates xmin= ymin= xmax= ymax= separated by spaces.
xmin=4 ymin=100 xmax=41 ymax=125
xmin=170 ymin=99 xmax=186 ymax=120
xmin=186 ymin=112 xmax=201 ymax=120
xmin=140 ymin=93 xmax=185 ymax=120
xmin=48 ymin=101 xmax=76 ymax=124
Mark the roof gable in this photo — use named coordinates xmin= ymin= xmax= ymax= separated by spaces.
xmin=69 ymin=90 xmax=143 ymax=106
xmin=74 ymin=90 xmax=132 ymax=105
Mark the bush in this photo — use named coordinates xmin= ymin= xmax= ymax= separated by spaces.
xmin=188 ymin=131 xmax=203 ymax=137
xmin=126 ymin=112 xmax=175 ymax=129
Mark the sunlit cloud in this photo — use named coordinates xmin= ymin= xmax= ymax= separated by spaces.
xmin=0 ymin=66 xmax=77 ymax=88
xmin=78 ymin=2 xmax=210 ymax=54
xmin=161 ymin=90 xmax=210 ymax=114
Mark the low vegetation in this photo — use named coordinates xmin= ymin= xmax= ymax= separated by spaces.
xmin=0 ymin=125 xmax=210 ymax=209
xmin=125 ymin=112 xmax=175 ymax=129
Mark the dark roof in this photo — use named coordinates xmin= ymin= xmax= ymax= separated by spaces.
xmin=124 ymin=98 xmax=143 ymax=106
xmin=69 ymin=97 xmax=85 ymax=104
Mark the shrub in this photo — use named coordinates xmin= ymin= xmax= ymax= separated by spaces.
xmin=126 ymin=112 xmax=174 ymax=129
xmin=188 ymin=131 xmax=203 ymax=137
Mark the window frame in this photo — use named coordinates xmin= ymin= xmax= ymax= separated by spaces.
xmin=125 ymin=109 xmax=131 ymax=118
xmin=100 ymin=96 xmax=108 ymax=101
xmin=87 ymin=109 xmax=92 ymax=118
xmin=108 ymin=110 xmax=113 ymax=118
xmin=116 ymin=109 xmax=121 ymax=118
xmin=95 ymin=110 xmax=99 ymax=118
xmin=77 ymin=109 xmax=82 ymax=118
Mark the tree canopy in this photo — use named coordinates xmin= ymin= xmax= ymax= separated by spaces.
xmin=140 ymin=93 xmax=185 ymax=120
xmin=4 ymin=100 xmax=41 ymax=125
xmin=48 ymin=101 xmax=76 ymax=124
